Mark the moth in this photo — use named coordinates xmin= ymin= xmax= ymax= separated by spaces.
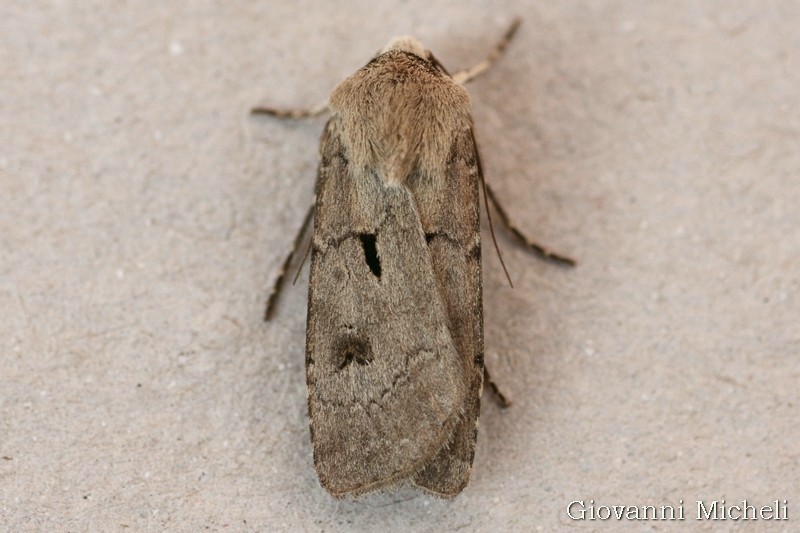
xmin=254 ymin=19 xmax=574 ymax=498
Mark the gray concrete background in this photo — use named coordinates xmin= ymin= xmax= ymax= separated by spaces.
xmin=2 ymin=1 xmax=798 ymax=531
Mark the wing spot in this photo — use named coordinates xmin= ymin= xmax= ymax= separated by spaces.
xmin=334 ymin=333 xmax=374 ymax=370
xmin=359 ymin=233 xmax=382 ymax=278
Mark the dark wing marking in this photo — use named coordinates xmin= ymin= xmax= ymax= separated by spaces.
xmin=306 ymin=119 xmax=468 ymax=496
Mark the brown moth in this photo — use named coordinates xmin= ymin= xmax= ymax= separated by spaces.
xmin=254 ymin=19 xmax=574 ymax=498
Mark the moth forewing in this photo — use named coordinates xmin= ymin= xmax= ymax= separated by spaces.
xmin=306 ymin=44 xmax=482 ymax=497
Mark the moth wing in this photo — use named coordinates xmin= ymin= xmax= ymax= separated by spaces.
xmin=306 ymin=119 xmax=468 ymax=496
xmin=409 ymin=125 xmax=484 ymax=496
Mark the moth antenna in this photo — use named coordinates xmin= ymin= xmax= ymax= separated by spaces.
xmin=292 ymin=237 xmax=313 ymax=285
xmin=482 ymin=174 xmax=514 ymax=288
xmin=471 ymin=129 xmax=514 ymax=288
xmin=264 ymin=204 xmax=315 ymax=320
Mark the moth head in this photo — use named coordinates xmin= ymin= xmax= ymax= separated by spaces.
xmin=381 ymin=36 xmax=429 ymax=60
xmin=380 ymin=36 xmax=451 ymax=76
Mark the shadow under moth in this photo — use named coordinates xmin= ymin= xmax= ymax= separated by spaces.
xmin=253 ymin=18 xmax=573 ymax=498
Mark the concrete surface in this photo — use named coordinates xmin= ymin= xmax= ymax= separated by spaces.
xmin=2 ymin=1 xmax=798 ymax=531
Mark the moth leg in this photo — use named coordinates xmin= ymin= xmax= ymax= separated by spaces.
xmin=264 ymin=203 xmax=315 ymax=320
xmin=485 ymin=184 xmax=577 ymax=267
xmin=452 ymin=18 xmax=522 ymax=85
xmin=484 ymin=366 xmax=511 ymax=408
xmin=251 ymin=101 xmax=329 ymax=120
